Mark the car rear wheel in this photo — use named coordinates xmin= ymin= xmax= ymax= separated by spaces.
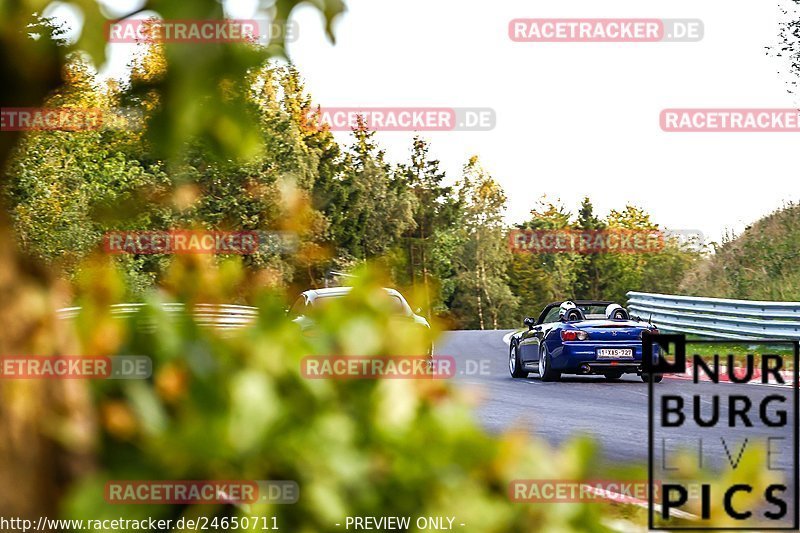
xmin=604 ymin=371 xmax=623 ymax=380
xmin=509 ymin=344 xmax=527 ymax=378
xmin=539 ymin=345 xmax=561 ymax=382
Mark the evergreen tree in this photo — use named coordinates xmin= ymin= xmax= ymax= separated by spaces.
xmin=451 ymin=156 xmax=517 ymax=329
xmin=573 ymin=197 xmax=606 ymax=299
xmin=337 ymin=124 xmax=415 ymax=260
xmin=396 ymin=136 xmax=459 ymax=315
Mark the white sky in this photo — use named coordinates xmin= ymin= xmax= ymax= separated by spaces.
xmin=50 ymin=0 xmax=799 ymax=243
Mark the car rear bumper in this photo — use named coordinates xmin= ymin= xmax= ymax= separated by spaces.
xmin=551 ymin=341 xmax=658 ymax=374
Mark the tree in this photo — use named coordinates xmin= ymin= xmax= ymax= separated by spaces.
xmin=509 ymin=197 xmax=703 ymax=314
xmin=0 ymin=0 xmax=348 ymax=520
xmin=773 ymin=0 xmax=800 ymax=100
xmin=6 ymin=57 xmax=169 ymax=293
xmin=512 ymin=197 xmax=579 ymax=308
xmin=396 ymin=136 xmax=459 ymax=316
xmin=335 ymin=124 xmax=416 ymax=260
xmin=451 ymin=156 xmax=517 ymax=329
xmin=573 ymin=197 xmax=606 ymax=299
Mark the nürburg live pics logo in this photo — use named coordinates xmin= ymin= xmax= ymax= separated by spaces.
xmin=645 ymin=333 xmax=799 ymax=530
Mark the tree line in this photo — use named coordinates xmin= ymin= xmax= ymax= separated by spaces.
xmin=6 ymin=50 xmax=703 ymax=329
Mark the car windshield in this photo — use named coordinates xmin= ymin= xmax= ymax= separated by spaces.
xmin=541 ymin=307 xmax=561 ymax=323
xmin=388 ymin=295 xmax=407 ymax=313
xmin=311 ymin=293 xmax=407 ymax=314
xmin=288 ymin=296 xmax=306 ymax=317
xmin=310 ymin=295 xmax=345 ymax=311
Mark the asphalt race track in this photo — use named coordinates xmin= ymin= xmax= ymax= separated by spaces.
xmin=437 ymin=330 xmax=796 ymax=475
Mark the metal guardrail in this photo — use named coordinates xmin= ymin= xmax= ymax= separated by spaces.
xmin=626 ymin=291 xmax=800 ymax=340
xmin=57 ymin=303 xmax=259 ymax=330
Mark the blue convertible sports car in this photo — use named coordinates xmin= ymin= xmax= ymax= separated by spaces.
xmin=508 ymin=300 xmax=662 ymax=382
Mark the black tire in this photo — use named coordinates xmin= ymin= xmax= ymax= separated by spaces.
xmin=509 ymin=343 xmax=527 ymax=378
xmin=539 ymin=345 xmax=561 ymax=382
xmin=604 ymin=372 xmax=623 ymax=381
xmin=640 ymin=373 xmax=663 ymax=383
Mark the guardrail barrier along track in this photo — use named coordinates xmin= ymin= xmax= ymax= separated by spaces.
xmin=58 ymin=294 xmax=800 ymax=340
xmin=626 ymin=291 xmax=800 ymax=340
xmin=57 ymin=303 xmax=259 ymax=330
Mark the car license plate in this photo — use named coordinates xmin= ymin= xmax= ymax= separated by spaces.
xmin=597 ymin=348 xmax=633 ymax=359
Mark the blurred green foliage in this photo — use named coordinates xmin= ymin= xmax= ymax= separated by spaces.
xmin=62 ymin=260 xmax=618 ymax=532
xmin=680 ymin=202 xmax=800 ymax=301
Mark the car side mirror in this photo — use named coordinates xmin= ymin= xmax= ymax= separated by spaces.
xmin=523 ymin=317 xmax=535 ymax=329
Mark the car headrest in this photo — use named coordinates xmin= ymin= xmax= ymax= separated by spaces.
xmin=566 ymin=309 xmax=584 ymax=321
xmin=559 ymin=301 xmax=585 ymax=322
xmin=605 ymin=303 xmax=630 ymax=320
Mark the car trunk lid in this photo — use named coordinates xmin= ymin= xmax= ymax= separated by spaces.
xmin=575 ymin=320 xmax=645 ymax=341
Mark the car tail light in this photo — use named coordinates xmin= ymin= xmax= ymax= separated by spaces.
xmin=561 ymin=330 xmax=589 ymax=341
